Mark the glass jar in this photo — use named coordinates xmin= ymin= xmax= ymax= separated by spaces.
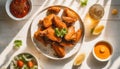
xmin=89 ymin=4 xmax=104 ymax=20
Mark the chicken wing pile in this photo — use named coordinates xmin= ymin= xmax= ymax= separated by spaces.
xmin=34 ymin=6 xmax=82 ymax=58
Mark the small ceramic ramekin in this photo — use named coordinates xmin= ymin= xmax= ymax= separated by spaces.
xmin=92 ymin=40 xmax=113 ymax=62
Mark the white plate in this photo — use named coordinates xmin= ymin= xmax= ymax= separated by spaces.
xmin=31 ymin=5 xmax=85 ymax=60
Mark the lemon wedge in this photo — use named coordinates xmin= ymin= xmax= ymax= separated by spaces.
xmin=92 ymin=25 xmax=104 ymax=35
xmin=73 ymin=53 xmax=86 ymax=66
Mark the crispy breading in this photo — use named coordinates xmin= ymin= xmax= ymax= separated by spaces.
xmin=52 ymin=43 xmax=65 ymax=57
xmin=34 ymin=28 xmax=48 ymax=46
xmin=53 ymin=15 xmax=67 ymax=29
xmin=39 ymin=27 xmax=61 ymax=42
xmin=64 ymin=8 xmax=78 ymax=21
xmin=64 ymin=26 xmax=75 ymax=41
xmin=60 ymin=41 xmax=74 ymax=47
xmin=43 ymin=14 xmax=55 ymax=28
xmin=62 ymin=16 xmax=76 ymax=26
xmin=48 ymin=6 xmax=61 ymax=14
xmin=75 ymin=29 xmax=82 ymax=42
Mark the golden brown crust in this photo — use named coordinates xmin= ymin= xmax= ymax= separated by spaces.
xmin=60 ymin=41 xmax=74 ymax=47
xmin=62 ymin=16 xmax=76 ymax=26
xmin=64 ymin=26 xmax=75 ymax=41
xmin=43 ymin=14 xmax=55 ymax=28
xmin=53 ymin=15 xmax=67 ymax=29
xmin=39 ymin=27 xmax=61 ymax=42
xmin=52 ymin=43 xmax=66 ymax=57
xmin=64 ymin=8 xmax=78 ymax=21
xmin=75 ymin=29 xmax=82 ymax=42
xmin=48 ymin=6 xmax=61 ymax=14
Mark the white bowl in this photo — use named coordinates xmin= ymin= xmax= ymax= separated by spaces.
xmin=5 ymin=0 xmax=32 ymax=21
xmin=10 ymin=52 xmax=40 ymax=69
xmin=92 ymin=40 xmax=113 ymax=62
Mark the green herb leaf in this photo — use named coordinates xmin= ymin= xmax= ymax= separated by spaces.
xmin=14 ymin=40 xmax=22 ymax=49
xmin=91 ymin=27 xmax=95 ymax=34
xmin=55 ymin=28 xmax=67 ymax=38
xmin=55 ymin=28 xmax=61 ymax=37
xmin=80 ymin=0 xmax=88 ymax=7
xmin=60 ymin=28 xmax=67 ymax=37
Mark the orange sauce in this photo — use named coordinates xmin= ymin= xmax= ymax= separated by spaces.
xmin=94 ymin=42 xmax=112 ymax=59
xmin=10 ymin=0 xmax=30 ymax=18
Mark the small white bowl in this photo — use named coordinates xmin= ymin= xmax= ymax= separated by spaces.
xmin=92 ymin=40 xmax=113 ymax=62
xmin=10 ymin=52 xmax=39 ymax=69
xmin=5 ymin=0 xmax=32 ymax=21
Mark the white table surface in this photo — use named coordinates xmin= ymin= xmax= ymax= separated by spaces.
xmin=0 ymin=0 xmax=120 ymax=69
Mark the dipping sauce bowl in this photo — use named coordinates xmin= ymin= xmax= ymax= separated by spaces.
xmin=92 ymin=40 xmax=113 ymax=62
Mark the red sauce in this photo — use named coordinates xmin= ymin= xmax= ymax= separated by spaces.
xmin=10 ymin=0 xmax=30 ymax=18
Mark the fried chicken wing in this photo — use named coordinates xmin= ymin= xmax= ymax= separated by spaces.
xmin=60 ymin=29 xmax=82 ymax=46
xmin=46 ymin=27 xmax=61 ymax=42
xmin=64 ymin=8 xmax=78 ymax=21
xmin=64 ymin=26 xmax=75 ymax=41
xmin=43 ymin=14 xmax=55 ymax=28
xmin=62 ymin=16 xmax=76 ymax=26
xmin=39 ymin=27 xmax=61 ymax=42
xmin=48 ymin=6 xmax=61 ymax=14
xmin=53 ymin=15 xmax=67 ymax=29
xmin=38 ymin=20 xmax=45 ymax=29
xmin=52 ymin=43 xmax=65 ymax=57
xmin=38 ymin=27 xmax=48 ymax=36
xmin=70 ymin=33 xmax=77 ymax=41
xmin=75 ymin=29 xmax=82 ymax=42
xmin=60 ymin=41 xmax=74 ymax=47
xmin=34 ymin=28 xmax=48 ymax=46
xmin=34 ymin=28 xmax=41 ymax=40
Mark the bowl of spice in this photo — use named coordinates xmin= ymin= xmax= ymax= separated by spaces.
xmin=5 ymin=0 xmax=32 ymax=21
xmin=92 ymin=40 xmax=113 ymax=62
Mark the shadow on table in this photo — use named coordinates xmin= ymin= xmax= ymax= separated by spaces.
xmin=104 ymin=22 xmax=120 ymax=68
xmin=103 ymin=0 xmax=120 ymax=68
xmin=72 ymin=64 xmax=82 ymax=69
xmin=87 ymin=52 xmax=110 ymax=69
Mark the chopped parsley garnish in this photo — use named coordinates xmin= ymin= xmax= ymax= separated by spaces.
xmin=91 ymin=27 xmax=95 ymax=34
xmin=80 ymin=0 xmax=88 ymax=7
xmin=55 ymin=28 xmax=67 ymax=38
xmin=14 ymin=40 xmax=22 ymax=49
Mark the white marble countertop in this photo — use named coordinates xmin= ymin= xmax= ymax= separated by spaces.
xmin=0 ymin=0 xmax=120 ymax=69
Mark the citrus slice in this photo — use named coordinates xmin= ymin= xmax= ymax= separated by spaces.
xmin=92 ymin=25 xmax=104 ymax=35
xmin=73 ymin=53 xmax=86 ymax=66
